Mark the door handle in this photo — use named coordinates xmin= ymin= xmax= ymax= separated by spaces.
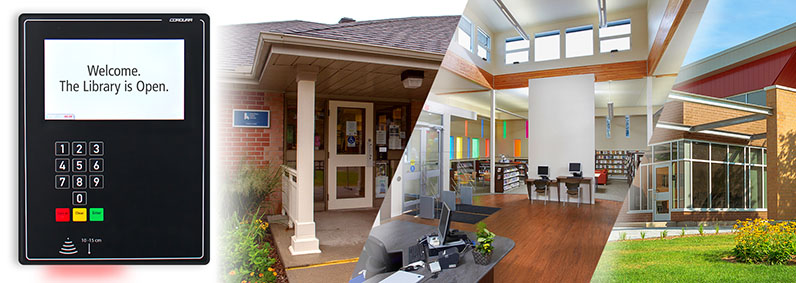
xmin=367 ymin=138 xmax=373 ymax=167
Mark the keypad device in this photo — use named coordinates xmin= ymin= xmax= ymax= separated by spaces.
xmin=21 ymin=14 xmax=209 ymax=264
xmin=53 ymin=141 xmax=103 ymax=216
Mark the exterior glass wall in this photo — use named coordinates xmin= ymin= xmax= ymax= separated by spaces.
xmin=628 ymin=139 xmax=766 ymax=212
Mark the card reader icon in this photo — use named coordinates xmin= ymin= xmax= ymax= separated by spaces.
xmin=59 ymin=237 xmax=77 ymax=255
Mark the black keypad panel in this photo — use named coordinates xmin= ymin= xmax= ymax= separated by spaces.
xmin=53 ymin=141 xmax=103 ymax=213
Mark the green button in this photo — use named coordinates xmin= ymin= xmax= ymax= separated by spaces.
xmin=89 ymin=208 xmax=104 ymax=222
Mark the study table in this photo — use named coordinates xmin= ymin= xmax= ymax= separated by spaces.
xmin=352 ymin=220 xmax=515 ymax=283
xmin=525 ymin=176 xmax=594 ymax=204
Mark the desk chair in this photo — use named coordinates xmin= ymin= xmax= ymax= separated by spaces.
xmin=531 ymin=180 xmax=550 ymax=204
xmin=563 ymin=179 xmax=582 ymax=207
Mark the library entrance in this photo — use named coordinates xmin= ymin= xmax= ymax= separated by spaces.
xmin=402 ymin=113 xmax=444 ymax=213
xmin=653 ymin=164 xmax=671 ymax=221
xmin=327 ymin=101 xmax=374 ymax=210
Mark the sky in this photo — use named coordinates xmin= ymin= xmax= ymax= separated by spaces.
xmin=682 ymin=0 xmax=796 ymax=65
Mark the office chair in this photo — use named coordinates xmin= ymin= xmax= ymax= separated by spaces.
xmin=532 ymin=179 xmax=550 ymax=204
xmin=563 ymin=178 xmax=582 ymax=207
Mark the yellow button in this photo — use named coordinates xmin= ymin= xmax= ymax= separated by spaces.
xmin=72 ymin=208 xmax=87 ymax=222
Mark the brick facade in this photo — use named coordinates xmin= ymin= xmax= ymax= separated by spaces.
xmin=671 ymin=211 xmax=767 ymax=222
xmin=219 ymin=89 xmax=285 ymax=214
xmin=767 ymin=87 xmax=796 ymax=220
xmin=650 ymin=100 xmax=767 ymax=147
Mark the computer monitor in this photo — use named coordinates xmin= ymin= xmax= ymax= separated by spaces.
xmin=438 ymin=202 xmax=453 ymax=244
xmin=569 ymin=162 xmax=581 ymax=172
xmin=538 ymin=165 xmax=549 ymax=176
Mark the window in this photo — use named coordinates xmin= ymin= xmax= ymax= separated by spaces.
xmin=727 ymin=90 xmax=766 ymax=106
xmin=692 ymin=162 xmax=710 ymax=208
xmin=599 ymin=19 xmax=631 ymax=53
xmin=711 ymin=163 xmax=727 ymax=208
xmin=534 ymin=30 xmax=560 ymax=61
xmin=505 ymin=36 xmax=529 ymax=64
xmin=476 ymin=28 xmax=490 ymax=61
xmin=565 ymin=25 xmax=593 ymax=58
xmin=457 ymin=17 xmax=473 ymax=52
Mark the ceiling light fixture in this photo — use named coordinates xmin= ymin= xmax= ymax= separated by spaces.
xmin=401 ymin=70 xmax=424 ymax=89
xmin=598 ymin=0 xmax=608 ymax=28
xmin=493 ymin=0 xmax=530 ymax=40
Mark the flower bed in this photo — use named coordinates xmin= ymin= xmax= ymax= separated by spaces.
xmin=222 ymin=212 xmax=288 ymax=283
xmin=732 ymin=218 xmax=796 ymax=265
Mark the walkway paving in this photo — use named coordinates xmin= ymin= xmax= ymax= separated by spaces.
xmin=608 ymin=226 xmax=735 ymax=241
xmin=269 ymin=207 xmax=379 ymax=283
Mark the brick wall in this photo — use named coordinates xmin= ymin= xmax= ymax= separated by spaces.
xmin=219 ymin=89 xmax=285 ymax=214
xmin=767 ymin=87 xmax=796 ymax=220
xmin=649 ymin=100 xmax=767 ymax=147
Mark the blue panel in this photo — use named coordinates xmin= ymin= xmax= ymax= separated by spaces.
xmin=233 ymin=109 xmax=270 ymax=128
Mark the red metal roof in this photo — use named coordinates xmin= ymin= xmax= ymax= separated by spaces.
xmin=674 ymin=47 xmax=796 ymax=97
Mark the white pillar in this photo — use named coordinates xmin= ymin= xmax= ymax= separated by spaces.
xmin=442 ymin=113 xmax=451 ymax=192
xmin=289 ymin=65 xmax=321 ymax=255
xmin=646 ymin=76 xmax=653 ymax=145
xmin=490 ymin=90 xmax=496 ymax=194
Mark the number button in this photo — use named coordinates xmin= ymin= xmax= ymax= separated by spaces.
xmin=71 ymin=141 xmax=87 ymax=156
xmin=72 ymin=158 xmax=87 ymax=173
xmin=55 ymin=141 xmax=70 ymax=156
xmin=55 ymin=175 xmax=70 ymax=189
xmin=72 ymin=191 xmax=87 ymax=206
xmin=89 ymin=175 xmax=104 ymax=189
xmin=89 ymin=141 xmax=104 ymax=156
xmin=55 ymin=158 xmax=70 ymax=173
xmin=89 ymin=158 xmax=104 ymax=173
xmin=73 ymin=175 xmax=87 ymax=190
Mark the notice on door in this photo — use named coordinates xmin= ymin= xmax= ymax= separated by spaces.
xmin=346 ymin=121 xmax=358 ymax=136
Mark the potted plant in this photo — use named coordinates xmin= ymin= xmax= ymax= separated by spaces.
xmin=473 ymin=222 xmax=495 ymax=265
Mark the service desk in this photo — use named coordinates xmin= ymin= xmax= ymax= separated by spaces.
xmin=352 ymin=220 xmax=515 ymax=283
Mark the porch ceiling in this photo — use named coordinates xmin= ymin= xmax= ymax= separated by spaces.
xmin=258 ymin=39 xmax=442 ymax=101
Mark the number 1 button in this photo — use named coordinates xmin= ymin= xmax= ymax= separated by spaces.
xmin=55 ymin=141 xmax=69 ymax=156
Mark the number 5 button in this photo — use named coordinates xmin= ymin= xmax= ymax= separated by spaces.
xmin=89 ymin=158 xmax=104 ymax=172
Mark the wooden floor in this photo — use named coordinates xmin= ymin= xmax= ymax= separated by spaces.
xmin=393 ymin=195 xmax=623 ymax=282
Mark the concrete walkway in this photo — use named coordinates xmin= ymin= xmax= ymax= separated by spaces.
xmin=608 ymin=226 xmax=735 ymax=241
xmin=269 ymin=208 xmax=379 ymax=283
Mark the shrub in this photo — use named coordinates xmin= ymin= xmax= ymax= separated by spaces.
xmin=222 ymin=211 xmax=278 ymax=283
xmin=699 ymin=224 xmax=704 ymax=236
xmin=681 ymin=227 xmax=686 ymax=237
xmin=226 ymin=160 xmax=283 ymax=214
xmin=716 ymin=224 xmax=721 ymax=234
xmin=640 ymin=231 xmax=646 ymax=240
xmin=732 ymin=218 xmax=796 ymax=265
xmin=620 ymin=232 xmax=627 ymax=241
xmin=661 ymin=230 xmax=668 ymax=239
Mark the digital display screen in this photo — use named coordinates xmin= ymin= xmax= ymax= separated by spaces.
xmin=44 ymin=39 xmax=185 ymax=120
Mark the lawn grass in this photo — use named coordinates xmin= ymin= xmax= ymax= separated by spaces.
xmin=592 ymin=234 xmax=796 ymax=282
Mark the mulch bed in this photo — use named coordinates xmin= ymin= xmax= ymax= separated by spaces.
xmin=617 ymin=232 xmax=733 ymax=241
xmin=722 ymin=255 xmax=796 ymax=265
xmin=263 ymin=227 xmax=289 ymax=283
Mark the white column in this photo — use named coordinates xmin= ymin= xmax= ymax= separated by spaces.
xmin=490 ymin=90 xmax=496 ymax=194
xmin=442 ymin=113 xmax=451 ymax=192
xmin=289 ymin=65 xmax=321 ymax=255
xmin=646 ymin=76 xmax=653 ymax=145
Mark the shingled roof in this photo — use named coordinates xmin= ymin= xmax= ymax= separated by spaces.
xmin=219 ymin=16 xmax=460 ymax=71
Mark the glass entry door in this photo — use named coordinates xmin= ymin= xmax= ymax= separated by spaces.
xmin=327 ymin=101 xmax=374 ymax=210
xmin=402 ymin=121 xmax=443 ymax=212
xmin=653 ymin=164 xmax=672 ymax=221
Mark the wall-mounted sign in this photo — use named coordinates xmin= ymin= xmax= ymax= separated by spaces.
xmin=233 ymin=109 xmax=270 ymax=128
xmin=625 ymin=115 xmax=630 ymax=138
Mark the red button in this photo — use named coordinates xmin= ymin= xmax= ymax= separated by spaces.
xmin=55 ymin=208 xmax=70 ymax=222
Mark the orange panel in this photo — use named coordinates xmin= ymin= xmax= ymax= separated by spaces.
xmin=514 ymin=139 xmax=521 ymax=157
